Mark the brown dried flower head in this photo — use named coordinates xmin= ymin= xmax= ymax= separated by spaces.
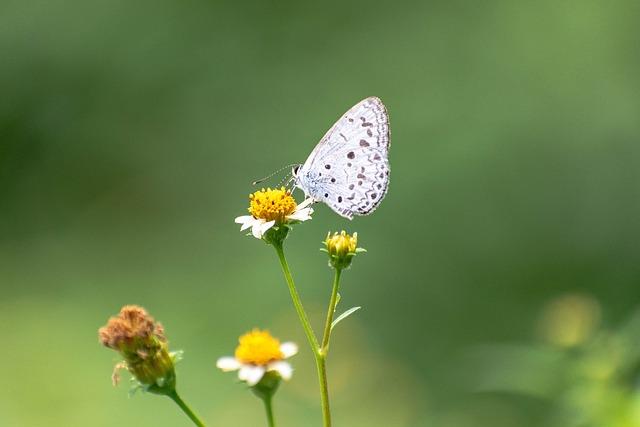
xmin=99 ymin=305 xmax=175 ymax=392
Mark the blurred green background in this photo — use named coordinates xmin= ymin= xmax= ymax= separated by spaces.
xmin=1 ymin=0 xmax=639 ymax=426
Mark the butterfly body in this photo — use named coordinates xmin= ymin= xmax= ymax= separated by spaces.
xmin=293 ymin=97 xmax=390 ymax=219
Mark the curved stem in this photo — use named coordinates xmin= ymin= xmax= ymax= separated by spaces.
xmin=167 ymin=390 xmax=207 ymax=427
xmin=272 ymin=240 xmax=333 ymax=427
xmin=272 ymin=241 xmax=318 ymax=351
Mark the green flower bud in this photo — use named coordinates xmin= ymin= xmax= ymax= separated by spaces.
xmin=322 ymin=231 xmax=365 ymax=270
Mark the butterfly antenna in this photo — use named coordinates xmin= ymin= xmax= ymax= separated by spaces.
xmin=253 ymin=164 xmax=299 ymax=186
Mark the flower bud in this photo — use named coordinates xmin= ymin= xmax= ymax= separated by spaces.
xmin=322 ymin=231 xmax=365 ymax=270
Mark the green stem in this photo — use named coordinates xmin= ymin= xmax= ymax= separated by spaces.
xmin=272 ymin=240 xmax=333 ymax=427
xmin=321 ymin=268 xmax=342 ymax=353
xmin=167 ymin=390 xmax=207 ymax=427
xmin=314 ymin=268 xmax=341 ymax=427
xmin=262 ymin=395 xmax=276 ymax=427
xmin=315 ymin=355 xmax=331 ymax=427
xmin=272 ymin=241 xmax=319 ymax=351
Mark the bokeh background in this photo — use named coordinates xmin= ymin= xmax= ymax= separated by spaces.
xmin=1 ymin=0 xmax=639 ymax=426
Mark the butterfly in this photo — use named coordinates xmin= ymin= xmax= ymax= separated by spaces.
xmin=292 ymin=97 xmax=390 ymax=220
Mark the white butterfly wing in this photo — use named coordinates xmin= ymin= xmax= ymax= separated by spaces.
xmin=295 ymin=97 xmax=390 ymax=219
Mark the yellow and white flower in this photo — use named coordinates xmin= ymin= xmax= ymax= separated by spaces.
xmin=235 ymin=187 xmax=313 ymax=239
xmin=216 ymin=329 xmax=298 ymax=386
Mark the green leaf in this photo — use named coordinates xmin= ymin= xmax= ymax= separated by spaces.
xmin=331 ymin=306 xmax=361 ymax=331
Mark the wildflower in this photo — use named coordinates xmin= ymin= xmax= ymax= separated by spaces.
xmin=217 ymin=329 xmax=298 ymax=387
xmin=235 ymin=187 xmax=313 ymax=241
xmin=99 ymin=305 xmax=178 ymax=394
xmin=322 ymin=230 xmax=365 ymax=270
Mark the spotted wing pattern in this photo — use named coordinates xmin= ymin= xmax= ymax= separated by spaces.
xmin=295 ymin=97 xmax=390 ymax=219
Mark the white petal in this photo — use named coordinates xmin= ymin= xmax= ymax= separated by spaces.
xmin=236 ymin=216 xmax=256 ymax=231
xmin=216 ymin=357 xmax=241 ymax=372
xmin=253 ymin=220 xmax=275 ymax=238
xmin=235 ymin=215 xmax=252 ymax=224
xmin=250 ymin=219 xmax=267 ymax=238
xmin=238 ymin=365 xmax=266 ymax=386
xmin=279 ymin=342 xmax=298 ymax=358
xmin=296 ymin=198 xmax=315 ymax=210
xmin=268 ymin=361 xmax=293 ymax=381
xmin=261 ymin=219 xmax=276 ymax=232
xmin=287 ymin=209 xmax=312 ymax=222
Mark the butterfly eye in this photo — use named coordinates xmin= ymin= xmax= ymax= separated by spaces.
xmin=292 ymin=165 xmax=300 ymax=176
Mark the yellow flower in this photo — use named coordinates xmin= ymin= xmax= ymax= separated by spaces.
xmin=99 ymin=306 xmax=177 ymax=392
xmin=216 ymin=329 xmax=298 ymax=386
xmin=323 ymin=231 xmax=364 ymax=270
xmin=235 ymin=187 xmax=313 ymax=239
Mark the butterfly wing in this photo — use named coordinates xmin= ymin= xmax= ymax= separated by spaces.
xmin=295 ymin=97 xmax=390 ymax=219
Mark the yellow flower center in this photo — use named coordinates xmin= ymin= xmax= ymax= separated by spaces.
xmin=235 ymin=329 xmax=284 ymax=365
xmin=248 ymin=187 xmax=297 ymax=224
